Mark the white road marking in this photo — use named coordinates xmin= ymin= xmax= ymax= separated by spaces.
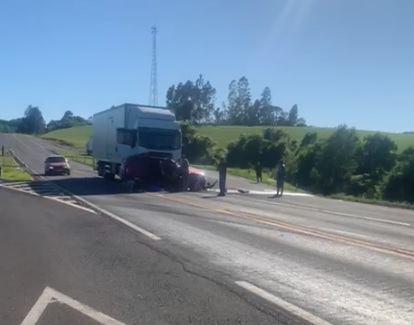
xmin=207 ymin=188 xmax=314 ymax=197
xmin=235 ymin=281 xmax=334 ymax=325
xmin=20 ymin=287 xmax=52 ymax=325
xmin=0 ymin=184 xmax=41 ymax=197
xmin=318 ymin=227 xmax=371 ymax=240
xmin=69 ymin=193 xmax=162 ymax=241
xmin=273 ymin=201 xmax=412 ymax=228
xmin=7 ymin=149 xmax=161 ymax=241
xmin=12 ymin=134 xmax=43 ymax=157
xmin=45 ymin=196 xmax=97 ymax=214
xmin=1 ymin=181 xmax=28 ymax=186
xmin=0 ymin=181 xmax=96 ymax=214
xmin=29 ymin=137 xmax=48 ymax=150
xmin=320 ymin=209 xmax=412 ymax=227
xmin=21 ymin=286 xmax=127 ymax=325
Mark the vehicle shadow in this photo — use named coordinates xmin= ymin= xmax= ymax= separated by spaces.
xmin=47 ymin=177 xmax=136 ymax=196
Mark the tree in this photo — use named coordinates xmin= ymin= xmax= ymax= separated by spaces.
xmin=167 ymin=81 xmax=194 ymax=122
xmin=0 ymin=119 xmax=16 ymax=133
xmin=288 ymin=104 xmax=298 ymax=126
xmin=226 ymin=128 xmax=291 ymax=170
xmin=193 ymin=74 xmax=216 ymax=122
xmin=22 ymin=105 xmax=46 ymax=134
xmin=383 ymin=147 xmax=414 ymax=203
xmin=46 ymin=110 xmax=89 ymax=132
xmin=237 ymin=76 xmax=252 ymax=124
xmin=213 ymin=102 xmax=227 ymax=124
xmin=245 ymin=100 xmax=260 ymax=126
xmin=258 ymin=87 xmax=280 ymax=125
xmin=356 ymin=133 xmax=397 ymax=180
xmin=166 ymin=75 xmax=216 ymax=123
xmin=263 ymin=128 xmax=289 ymax=143
xmin=300 ymin=132 xmax=318 ymax=148
xmin=226 ymin=76 xmax=253 ymax=125
xmin=180 ymin=122 xmax=218 ymax=164
xmin=63 ymin=110 xmax=74 ymax=119
xmin=276 ymin=111 xmax=290 ymax=126
xmin=312 ymin=125 xmax=360 ymax=194
xmin=227 ymin=80 xmax=240 ymax=124
xmin=260 ymin=87 xmax=272 ymax=108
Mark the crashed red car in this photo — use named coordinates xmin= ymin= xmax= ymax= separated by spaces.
xmin=188 ymin=166 xmax=207 ymax=192
xmin=119 ymin=154 xmax=210 ymax=192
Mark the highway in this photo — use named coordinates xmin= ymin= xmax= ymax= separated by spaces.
xmin=1 ymin=133 xmax=414 ymax=325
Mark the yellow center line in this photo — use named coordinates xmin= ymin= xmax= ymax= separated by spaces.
xmin=153 ymin=193 xmax=414 ymax=261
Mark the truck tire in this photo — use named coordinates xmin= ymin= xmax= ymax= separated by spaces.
xmin=97 ymin=164 xmax=104 ymax=177
xmin=104 ymin=172 xmax=115 ymax=181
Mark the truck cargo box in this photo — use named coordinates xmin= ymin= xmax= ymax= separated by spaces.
xmin=92 ymin=103 xmax=181 ymax=179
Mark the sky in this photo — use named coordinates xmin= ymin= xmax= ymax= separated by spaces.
xmin=0 ymin=0 xmax=413 ymax=133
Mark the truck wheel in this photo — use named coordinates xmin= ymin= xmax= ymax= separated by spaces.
xmin=97 ymin=164 xmax=104 ymax=177
xmin=104 ymin=172 xmax=115 ymax=181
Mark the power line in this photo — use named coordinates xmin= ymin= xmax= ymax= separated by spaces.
xmin=149 ymin=26 xmax=158 ymax=106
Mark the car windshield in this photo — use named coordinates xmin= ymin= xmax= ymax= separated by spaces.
xmin=45 ymin=156 xmax=66 ymax=163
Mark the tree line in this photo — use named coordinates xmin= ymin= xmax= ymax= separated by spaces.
xmin=1 ymin=81 xmax=411 ymax=205
xmin=0 ymin=106 xmax=90 ymax=134
xmin=182 ymin=123 xmax=414 ymax=205
xmin=166 ymin=74 xmax=306 ymax=126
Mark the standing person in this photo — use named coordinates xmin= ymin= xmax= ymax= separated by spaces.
xmin=217 ymin=159 xmax=227 ymax=196
xmin=255 ymin=162 xmax=262 ymax=183
xmin=276 ymin=159 xmax=286 ymax=197
xmin=179 ymin=155 xmax=190 ymax=191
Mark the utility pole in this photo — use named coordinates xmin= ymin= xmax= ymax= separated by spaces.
xmin=149 ymin=26 xmax=158 ymax=106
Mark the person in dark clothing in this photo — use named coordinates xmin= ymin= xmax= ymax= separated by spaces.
xmin=217 ymin=159 xmax=227 ymax=196
xmin=255 ymin=162 xmax=262 ymax=183
xmin=179 ymin=155 xmax=190 ymax=191
xmin=276 ymin=159 xmax=286 ymax=197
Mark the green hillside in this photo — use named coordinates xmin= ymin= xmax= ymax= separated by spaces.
xmin=42 ymin=125 xmax=92 ymax=149
xmin=41 ymin=124 xmax=414 ymax=152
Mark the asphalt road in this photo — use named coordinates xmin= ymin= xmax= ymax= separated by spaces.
xmin=2 ymin=133 xmax=414 ymax=325
xmin=0 ymin=185 xmax=283 ymax=325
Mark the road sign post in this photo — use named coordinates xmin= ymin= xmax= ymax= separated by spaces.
xmin=0 ymin=146 xmax=4 ymax=179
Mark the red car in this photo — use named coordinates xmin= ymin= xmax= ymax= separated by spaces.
xmin=119 ymin=154 xmax=207 ymax=192
xmin=44 ymin=155 xmax=71 ymax=176
xmin=188 ymin=166 xmax=207 ymax=191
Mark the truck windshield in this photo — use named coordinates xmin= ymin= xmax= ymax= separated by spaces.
xmin=138 ymin=127 xmax=181 ymax=150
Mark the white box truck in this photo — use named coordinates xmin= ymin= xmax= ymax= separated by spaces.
xmin=92 ymin=103 xmax=181 ymax=180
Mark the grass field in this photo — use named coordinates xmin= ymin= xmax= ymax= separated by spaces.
xmin=42 ymin=124 xmax=414 ymax=153
xmin=196 ymin=125 xmax=414 ymax=151
xmin=0 ymin=154 xmax=33 ymax=182
xmin=42 ymin=126 xmax=92 ymax=150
